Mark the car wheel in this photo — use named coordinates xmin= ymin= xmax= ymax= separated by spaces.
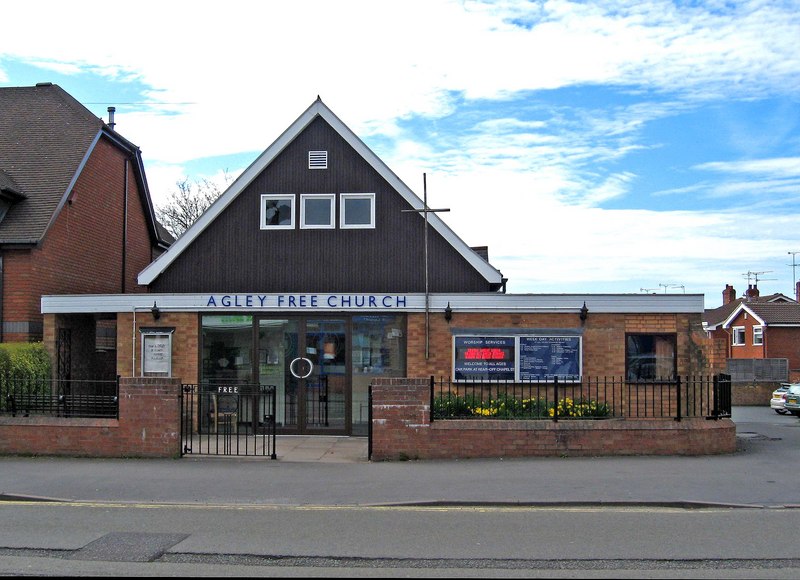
xmin=790 ymin=410 xmax=800 ymax=416
xmin=775 ymin=409 xmax=788 ymax=414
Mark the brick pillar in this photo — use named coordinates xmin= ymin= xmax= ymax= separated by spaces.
xmin=118 ymin=377 xmax=182 ymax=457
xmin=370 ymin=378 xmax=431 ymax=461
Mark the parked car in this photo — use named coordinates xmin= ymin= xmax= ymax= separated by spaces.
xmin=783 ymin=385 xmax=800 ymax=416
xmin=772 ymin=384 xmax=793 ymax=414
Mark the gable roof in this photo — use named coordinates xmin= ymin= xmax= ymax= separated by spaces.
xmin=704 ymin=292 xmax=797 ymax=329
xmin=0 ymin=83 xmax=168 ymax=248
xmin=721 ymin=301 xmax=800 ymax=328
xmin=138 ymin=98 xmax=504 ymax=288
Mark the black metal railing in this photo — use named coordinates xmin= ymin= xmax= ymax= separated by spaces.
xmin=180 ymin=383 xmax=277 ymax=459
xmin=431 ymin=374 xmax=732 ymax=422
xmin=1 ymin=376 xmax=119 ymax=419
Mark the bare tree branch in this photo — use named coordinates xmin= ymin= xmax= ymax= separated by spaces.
xmin=155 ymin=175 xmax=228 ymax=238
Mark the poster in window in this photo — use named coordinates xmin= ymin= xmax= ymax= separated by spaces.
xmin=143 ymin=333 xmax=171 ymax=376
xmin=519 ymin=336 xmax=580 ymax=380
xmin=453 ymin=336 xmax=515 ymax=381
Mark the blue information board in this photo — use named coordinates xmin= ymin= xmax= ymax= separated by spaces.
xmin=453 ymin=336 xmax=516 ymax=381
xmin=518 ymin=336 xmax=581 ymax=380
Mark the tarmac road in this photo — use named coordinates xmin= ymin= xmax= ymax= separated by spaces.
xmin=0 ymin=406 xmax=798 ymax=507
xmin=0 ymin=406 xmax=798 ymax=577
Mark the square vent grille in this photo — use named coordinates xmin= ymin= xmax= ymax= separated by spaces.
xmin=308 ymin=150 xmax=328 ymax=169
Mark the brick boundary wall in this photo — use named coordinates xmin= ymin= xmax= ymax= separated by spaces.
xmin=731 ymin=382 xmax=781 ymax=406
xmin=370 ymin=378 xmax=737 ymax=461
xmin=0 ymin=378 xmax=181 ymax=458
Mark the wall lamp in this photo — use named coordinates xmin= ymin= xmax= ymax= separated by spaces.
xmin=151 ymin=301 xmax=161 ymax=320
xmin=579 ymin=301 xmax=589 ymax=323
xmin=444 ymin=302 xmax=453 ymax=322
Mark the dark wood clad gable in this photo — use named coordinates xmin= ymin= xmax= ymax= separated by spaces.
xmin=150 ymin=116 xmax=494 ymax=293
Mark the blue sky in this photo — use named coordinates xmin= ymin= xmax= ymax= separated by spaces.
xmin=2 ymin=0 xmax=799 ymax=307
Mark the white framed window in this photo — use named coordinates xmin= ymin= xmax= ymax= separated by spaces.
xmin=753 ymin=326 xmax=763 ymax=345
xmin=300 ymin=194 xmax=335 ymax=229
xmin=732 ymin=326 xmax=746 ymax=346
xmin=340 ymin=193 xmax=375 ymax=229
xmin=260 ymin=194 xmax=295 ymax=229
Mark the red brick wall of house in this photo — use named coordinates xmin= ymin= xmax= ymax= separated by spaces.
xmin=3 ymin=136 xmax=155 ymax=341
xmin=0 ymin=377 xmax=181 ymax=458
xmin=1 ymin=251 xmax=34 ymax=342
xmin=727 ymin=311 xmax=765 ymax=359
xmin=763 ymin=326 xmax=800 ymax=375
xmin=370 ymin=378 xmax=736 ymax=461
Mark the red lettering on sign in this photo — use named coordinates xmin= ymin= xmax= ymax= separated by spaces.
xmin=463 ymin=348 xmax=507 ymax=360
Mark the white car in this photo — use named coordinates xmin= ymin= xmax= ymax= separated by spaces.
xmin=771 ymin=384 xmax=794 ymax=414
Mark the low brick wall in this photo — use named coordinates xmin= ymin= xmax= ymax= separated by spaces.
xmin=732 ymin=382 xmax=778 ymax=406
xmin=0 ymin=377 xmax=181 ymax=458
xmin=370 ymin=378 xmax=737 ymax=461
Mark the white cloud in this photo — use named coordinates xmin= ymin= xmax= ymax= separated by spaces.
xmin=696 ymin=157 xmax=800 ymax=178
xmin=2 ymin=0 xmax=799 ymax=307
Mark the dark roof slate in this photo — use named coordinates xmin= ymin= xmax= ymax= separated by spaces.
xmin=0 ymin=84 xmax=105 ymax=243
xmin=746 ymin=302 xmax=800 ymax=325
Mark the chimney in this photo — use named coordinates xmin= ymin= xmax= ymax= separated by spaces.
xmin=722 ymin=284 xmax=736 ymax=305
xmin=745 ymin=284 xmax=760 ymax=301
xmin=107 ymin=106 xmax=116 ymax=131
xmin=796 ymin=281 xmax=800 ymax=303
xmin=471 ymin=246 xmax=489 ymax=262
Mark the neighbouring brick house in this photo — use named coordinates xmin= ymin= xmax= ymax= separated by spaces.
xmin=704 ymin=283 xmax=800 ymax=381
xmin=41 ymin=97 xmax=715 ymax=443
xmin=0 ymin=83 xmax=171 ymax=378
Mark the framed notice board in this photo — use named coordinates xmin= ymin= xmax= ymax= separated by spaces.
xmin=453 ymin=336 xmax=516 ymax=381
xmin=519 ymin=336 xmax=581 ymax=380
xmin=140 ymin=328 xmax=174 ymax=377
xmin=453 ymin=334 xmax=581 ymax=382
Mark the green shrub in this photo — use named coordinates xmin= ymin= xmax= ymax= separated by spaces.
xmin=0 ymin=342 xmax=51 ymax=379
xmin=433 ymin=393 xmax=474 ymax=419
xmin=0 ymin=342 xmax=52 ymax=397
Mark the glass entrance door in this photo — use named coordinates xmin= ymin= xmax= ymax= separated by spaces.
xmin=257 ymin=318 xmax=348 ymax=434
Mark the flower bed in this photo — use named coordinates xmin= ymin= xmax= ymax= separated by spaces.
xmin=433 ymin=393 xmax=610 ymax=420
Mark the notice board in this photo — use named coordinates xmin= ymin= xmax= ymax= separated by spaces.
xmin=453 ymin=336 xmax=516 ymax=381
xmin=453 ymin=334 xmax=581 ymax=381
xmin=519 ymin=336 xmax=581 ymax=380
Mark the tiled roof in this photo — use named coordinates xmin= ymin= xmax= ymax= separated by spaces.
xmin=704 ymin=300 xmax=742 ymax=328
xmin=0 ymin=84 xmax=104 ymax=243
xmin=703 ymin=293 xmax=797 ymax=327
xmin=746 ymin=302 xmax=800 ymax=325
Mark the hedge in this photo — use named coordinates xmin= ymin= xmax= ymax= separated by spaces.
xmin=0 ymin=342 xmax=51 ymax=379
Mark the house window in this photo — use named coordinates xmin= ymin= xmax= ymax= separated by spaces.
xmin=340 ymin=193 xmax=375 ymax=229
xmin=260 ymin=194 xmax=295 ymax=229
xmin=753 ymin=326 xmax=763 ymax=345
xmin=732 ymin=327 xmax=746 ymax=346
xmin=626 ymin=334 xmax=676 ymax=381
xmin=300 ymin=194 xmax=335 ymax=229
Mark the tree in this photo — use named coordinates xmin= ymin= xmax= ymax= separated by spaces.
xmin=155 ymin=176 xmax=227 ymax=238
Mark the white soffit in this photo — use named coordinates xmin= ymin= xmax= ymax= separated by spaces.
xmin=721 ymin=303 xmax=766 ymax=328
xmin=42 ymin=293 xmax=705 ymax=314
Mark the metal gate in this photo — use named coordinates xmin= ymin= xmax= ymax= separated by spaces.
xmin=180 ymin=383 xmax=277 ymax=459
